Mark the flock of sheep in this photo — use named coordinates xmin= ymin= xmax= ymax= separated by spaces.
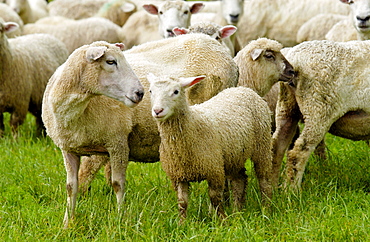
xmin=1 ymin=0 xmax=369 ymax=228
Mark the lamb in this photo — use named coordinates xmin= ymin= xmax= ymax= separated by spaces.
xmin=272 ymin=40 xmax=370 ymax=190
xmin=22 ymin=17 xmax=124 ymax=54
xmin=95 ymin=0 xmax=136 ymax=26
xmin=0 ymin=2 xmax=24 ymax=38
xmin=148 ymin=73 xmax=273 ymax=222
xmin=172 ymin=22 xmax=237 ymax=56
xmin=121 ymin=0 xmax=204 ymax=49
xmin=41 ymin=41 xmax=145 ymax=228
xmin=0 ymin=19 xmax=69 ymax=137
xmin=6 ymin=0 xmax=48 ymax=24
xmin=77 ymin=33 xmax=239 ymax=195
xmin=325 ymin=0 xmax=370 ymax=42
xmin=237 ymin=0 xmax=350 ymax=48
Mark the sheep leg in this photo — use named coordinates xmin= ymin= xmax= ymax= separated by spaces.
xmin=272 ymin=82 xmax=300 ymax=188
xmin=62 ymin=150 xmax=80 ymax=229
xmin=176 ymin=181 xmax=189 ymax=224
xmin=78 ymin=155 xmax=108 ymax=194
xmin=10 ymin=111 xmax=27 ymax=138
xmin=110 ymin=152 xmax=129 ymax=212
xmin=207 ymin=178 xmax=226 ymax=220
xmin=230 ymin=168 xmax=248 ymax=211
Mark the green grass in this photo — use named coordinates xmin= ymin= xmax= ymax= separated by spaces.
xmin=0 ymin=113 xmax=369 ymax=241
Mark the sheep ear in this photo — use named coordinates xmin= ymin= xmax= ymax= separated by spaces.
xmin=220 ymin=25 xmax=237 ymax=38
xmin=143 ymin=4 xmax=158 ymax=15
xmin=190 ymin=3 xmax=204 ymax=14
xmin=86 ymin=46 xmax=107 ymax=62
xmin=115 ymin=43 xmax=125 ymax=51
xmin=250 ymin=48 xmax=264 ymax=61
xmin=339 ymin=0 xmax=350 ymax=4
xmin=122 ymin=2 xmax=136 ymax=13
xmin=180 ymin=75 xmax=206 ymax=88
xmin=3 ymin=22 xmax=19 ymax=33
xmin=173 ymin=27 xmax=188 ymax=36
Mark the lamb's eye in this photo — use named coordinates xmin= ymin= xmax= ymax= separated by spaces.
xmin=265 ymin=53 xmax=275 ymax=60
xmin=106 ymin=60 xmax=117 ymax=65
xmin=184 ymin=10 xmax=189 ymax=14
xmin=159 ymin=11 xmax=163 ymax=15
xmin=215 ymin=36 xmax=221 ymax=41
xmin=174 ymin=90 xmax=179 ymax=95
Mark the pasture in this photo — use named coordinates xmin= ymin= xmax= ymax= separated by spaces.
xmin=1 ymin=113 xmax=369 ymax=241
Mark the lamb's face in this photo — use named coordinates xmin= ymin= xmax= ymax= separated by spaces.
xmin=221 ymin=0 xmax=244 ymax=25
xmin=344 ymin=0 xmax=370 ymax=33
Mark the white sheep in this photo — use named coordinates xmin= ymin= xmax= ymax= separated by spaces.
xmin=41 ymin=41 xmax=145 ymax=228
xmin=22 ymin=17 xmax=124 ymax=54
xmin=47 ymin=0 xmax=107 ymax=20
xmin=6 ymin=0 xmax=48 ymax=24
xmin=172 ymin=22 xmax=237 ymax=56
xmin=272 ymin=40 xmax=370 ymax=190
xmin=121 ymin=0 xmax=204 ymax=49
xmin=95 ymin=0 xmax=137 ymax=26
xmin=77 ymin=33 xmax=239 ymax=194
xmin=0 ymin=2 xmax=24 ymax=37
xmin=148 ymin=73 xmax=273 ymax=222
xmin=325 ymin=0 xmax=370 ymax=41
xmin=237 ymin=0 xmax=350 ymax=48
xmin=0 ymin=19 xmax=69 ymax=137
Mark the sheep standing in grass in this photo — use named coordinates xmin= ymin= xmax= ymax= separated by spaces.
xmin=272 ymin=40 xmax=370 ymax=190
xmin=148 ymin=73 xmax=273 ymax=222
xmin=41 ymin=41 xmax=145 ymax=228
xmin=0 ymin=20 xmax=68 ymax=137
xmin=6 ymin=0 xmax=48 ymax=24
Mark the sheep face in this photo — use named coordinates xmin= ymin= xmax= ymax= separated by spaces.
xmin=341 ymin=0 xmax=370 ymax=33
xmin=143 ymin=1 xmax=204 ymax=38
xmin=221 ymin=0 xmax=244 ymax=25
xmin=5 ymin=0 xmax=25 ymax=15
xmin=85 ymin=44 xmax=144 ymax=107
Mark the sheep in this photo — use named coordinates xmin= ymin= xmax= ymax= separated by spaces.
xmin=236 ymin=0 xmax=350 ymax=48
xmin=296 ymin=13 xmax=347 ymax=42
xmin=172 ymin=22 xmax=237 ymax=56
xmin=272 ymin=40 xmax=370 ymax=190
xmin=41 ymin=41 xmax=145 ymax=228
xmin=77 ymin=33 xmax=239 ymax=195
xmin=325 ymin=0 xmax=370 ymax=42
xmin=6 ymin=0 xmax=48 ymax=24
xmin=22 ymin=17 xmax=124 ymax=54
xmin=47 ymin=0 xmax=108 ymax=20
xmin=0 ymin=2 xmax=24 ymax=38
xmin=121 ymin=0 xmax=204 ymax=49
xmin=0 ymin=19 xmax=69 ymax=137
xmin=95 ymin=0 xmax=137 ymax=26
xmin=148 ymin=73 xmax=273 ymax=222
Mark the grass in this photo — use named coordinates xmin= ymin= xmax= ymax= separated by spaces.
xmin=0 ymin=113 xmax=369 ymax=241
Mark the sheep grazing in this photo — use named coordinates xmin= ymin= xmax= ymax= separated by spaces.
xmin=173 ymin=22 xmax=237 ymax=56
xmin=41 ymin=41 xmax=145 ymax=228
xmin=77 ymin=34 xmax=238 ymax=195
xmin=121 ymin=0 xmax=204 ymax=49
xmin=0 ymin=3 xmax=24 ymax=38
xmin=5 ymin=0 xmax=48 ymax=24
xmin=148 ymin=73 xmax=273 ymax=222
xmin=272 ymin=40 xmax=370 ymax=190
xmin=237 ymin=0 xmax=350 ymax=48
xmin=0 ymin=19 xmax=68 ymax=137
xmin=23 ymin=17 xmax=124 ymax=54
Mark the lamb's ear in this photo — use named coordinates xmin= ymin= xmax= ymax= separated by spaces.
xmin=250 ymin=48 xmax=264 ymax=61
xmin=190 ymin=3 xmax=204 ymax=14
xmin=220 ymin=25 xmax=237 ymax=38
xmin=122 ymin=2 xmax=136 ymax=13
xmin=173 ymin=27 xmax=188 ymax=36
xmin=143 ymin=4 xmax=158 ymax=15
xmin=180 ymin=75 xmax=206 ymax=87
xmin=115 ymin=43 xmax=125 ymax=51
xmin=339 ymin=0 xmax=350 ymax=4
xmin=4 ymin=22 xmax=19 ymax=33
xmin=86 ymin=46 xmax=107 ymax=62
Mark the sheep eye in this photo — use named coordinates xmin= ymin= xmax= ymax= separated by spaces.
xmin=184 ymin=10 xmax=189 ymax=14
xmin=215 ymin=36 xmax=221 ymax=41
xmin=265 ymin=53 xmax=275 ymax=60
xmin=159 ymin=11 xmax=163 ymax=15
xmin=174 ymin=90 xmax=179 ymax=95
xmin=106 ymin=60 xmax=117 ymax=65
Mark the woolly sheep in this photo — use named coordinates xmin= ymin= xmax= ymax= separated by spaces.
xmin=42 ymin=41 xmax=145 ymax=228
xmin=237 ymin=0 xmax=350 ymax=48
xmin=121 ymin=0 xmax=204 ymax=49
xmin=272 ymin=40 xmax=370 ymax=190
xmin=172 ymin=22 xmax=237 ymax=56
xmin=23 ymin=17 xmax=123 ymax=54
xmin=326 ymin=0 xmax=370 ymax=41
xmin=95 ymin=0 xmax=136 ymax=26
xmin=0 ymin=20 xmax=68 ymax=137
xmin=148 ymin=73 xmax=273 ymax=222
xmin=296 ymin=13 xmax=347 ymax=42
xmin=6 ymin=0 xmax=48 ymax=24
xmin=47 ymin=0 xmax=107 ymax=20
xmin=0 ymin=3 xmax=24 ymax=38
xmin=77 ymin=33 xmax=239 ymax=194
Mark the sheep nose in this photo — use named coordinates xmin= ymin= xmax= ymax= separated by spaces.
xmin=229 ymin=14 xmax=239 ymax=23
xmin=135 ymin=90 xmax=144 ymax=101
xmin=357 ymin=15 xmax=370 ymax=22
xmin=154 ymin=108 xmax=164 ymax=116
xmin=166 ymin=29 xmax=175 ymax=37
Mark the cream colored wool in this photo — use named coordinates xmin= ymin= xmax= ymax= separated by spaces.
xmin=149 ymin=75 xmax=273 ymax=222
xmin=273 ymin=40 xmax=370 ymax=190
xmin=47 ymin=0 xmax=107 ymax=20
xmin=95 ymin=0 xmax=136 ymax=26
xmin=0 ymin=3 xmax=24 ymax=37
xmin=0 ymin=20 xmax=68 ymax=137
xmin=23 ymin=17 xmax=123 ymax=54
xmin=77 ymin=34 xmax=239 ymax=193
xmin=237 ymin=0 xmax=350 ymax=48
xmin=325 ymin=18 xmax=358 ymax=41
xmin=6 ymin=0 xmax=48 ymax=24
xmin=42 ymin=41 xmax=144 ymax=228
